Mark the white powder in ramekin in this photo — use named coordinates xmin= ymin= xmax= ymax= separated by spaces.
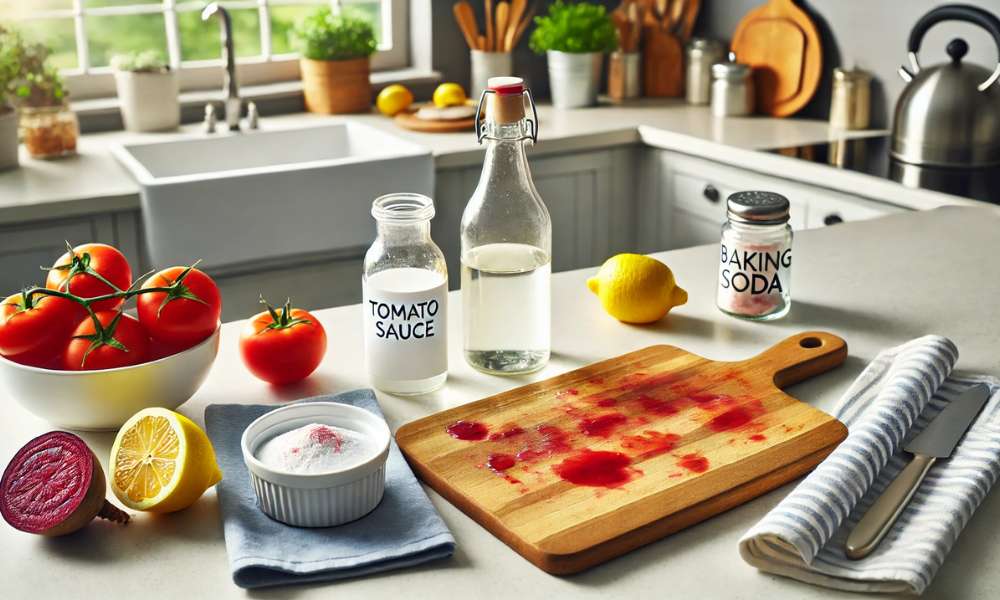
xmin=256 ymin=423 xmax=373 ymax=474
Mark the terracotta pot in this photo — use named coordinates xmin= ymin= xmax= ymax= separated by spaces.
xmin=300 ymin=57 xmax=372 ymax=114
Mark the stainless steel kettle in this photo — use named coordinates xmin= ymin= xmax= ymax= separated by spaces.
xmin=892 ymin=5 xmax=1000 ymax=168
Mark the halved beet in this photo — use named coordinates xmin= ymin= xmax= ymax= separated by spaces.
xmin=1 ymin=431 xmax=129 ymax=536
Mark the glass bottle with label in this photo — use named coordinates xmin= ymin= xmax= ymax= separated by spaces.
xmin=461 ymin=77 xmax=551 ymax=375
xmin=363 ymin=193 xmax=448 ymax=394
xmin=716 ymin=191 xmax=793 ymax=320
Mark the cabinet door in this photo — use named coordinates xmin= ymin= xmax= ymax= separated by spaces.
xmin=0 ymin=215 xmax=115 ymax=293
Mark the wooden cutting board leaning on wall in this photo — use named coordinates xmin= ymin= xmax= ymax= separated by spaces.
xmin=731 ymin=0 xmax=822 ymax=116
xmin=397 ymin=331 xmax=849 ymax=574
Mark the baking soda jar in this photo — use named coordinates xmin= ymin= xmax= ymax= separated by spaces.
xmin=716 ymin=191 xmax=793 ymax=320
xmin=363 ymin=193 xmax=448 ymax=395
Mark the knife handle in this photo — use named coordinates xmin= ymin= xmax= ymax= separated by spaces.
xmin=845 ymin=453 xmax=936 ymax=559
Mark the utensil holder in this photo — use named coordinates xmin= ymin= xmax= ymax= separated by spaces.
xmin=471 ymin=50 xmax=514 ymax=101
xmin=608 ymin=52 xmax=641 ymax=101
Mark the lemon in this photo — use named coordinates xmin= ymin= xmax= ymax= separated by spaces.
xmin=433 ymin=82 xmax=467 ymax=108
xmin=109 ymin=407 xmax=222 ymax=513
xmin=376 ymin=84 xmax=414 ymax=116
xmin=587 ymin=254 xmax=688 ymax=323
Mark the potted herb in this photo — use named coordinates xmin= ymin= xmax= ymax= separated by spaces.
xmin=291 ymin=8 xmax=378 ymax=114
xmin=530 ymin=1 xmax=618 ymax=108
xmin=7 ymin=33 xmax=77 ymax=160
xmin=0 ymin=26 xmax=20 ymax=170
xmin=111 ymin=51 xmax=179 ymax=132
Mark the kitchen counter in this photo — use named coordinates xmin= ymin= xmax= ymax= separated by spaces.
xmin=3 ymin=206 xmax=1000 ymax=600
xmin=0 ymin=99 xmax=978 ymax=226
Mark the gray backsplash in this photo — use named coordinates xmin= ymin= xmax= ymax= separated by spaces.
xmin=429 ymin=0 xmax=999 ymax=128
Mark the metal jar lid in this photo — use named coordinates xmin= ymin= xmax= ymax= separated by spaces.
xmin=727 ymin=191 xmax=790 ymax=224
xmin=688 ymin=38 xmax=723 ymax=56
xmin=712 ymin=52 xmax=751 ymax=81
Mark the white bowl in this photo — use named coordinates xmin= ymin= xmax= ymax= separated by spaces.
xmin=0 ymin=326 xmax=220 ymax=431
xmin=241 ymin=401 xmax=390 ymax=528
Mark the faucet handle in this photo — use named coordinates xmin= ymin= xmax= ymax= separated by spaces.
xmin=246 ymin=101 xmax=259 ymax=130
xmin=203 ymin=103 xmax=217 ymax=133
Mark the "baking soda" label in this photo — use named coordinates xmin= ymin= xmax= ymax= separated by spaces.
xmin=717 ymin=241 xmax=792 ymax=316
xmin=363 ymin=267 xmax=448 ymax=381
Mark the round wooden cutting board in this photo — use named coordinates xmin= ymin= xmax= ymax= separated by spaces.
xmin=394 ymin=108 xmax=476 ymax=133
xmin=731 ymin=0 xmax=822 ymax=117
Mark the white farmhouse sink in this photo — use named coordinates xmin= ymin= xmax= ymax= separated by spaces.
xmin=112 ymin=122 xmax=433 ymax=271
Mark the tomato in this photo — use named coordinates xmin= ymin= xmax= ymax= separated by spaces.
xmin=63 ymin=311 xmax=150 ymax=371
xmin=136 ymin=266 xmax=221 ymax=348
xmin=46 ymin=243 xmax=132 ymax=312
xmin=0 ymin=292 xmax=80 ymax=366
xmin=239 ymin=299 xmax=327 ymax=385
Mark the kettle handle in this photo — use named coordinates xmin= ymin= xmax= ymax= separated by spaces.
xmin=904 ymin=4 xmax=1000 ymax=91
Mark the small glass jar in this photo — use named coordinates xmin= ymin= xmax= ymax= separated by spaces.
xmin=363 ymin=193 xmax=449 ymax=395
xmin=19 ymin=104 xmax=79 ymax=159
xmin=716 ymin=191 xmax=793 ymax=320
xmin=686 ymin=38 xmax=724 ymax=105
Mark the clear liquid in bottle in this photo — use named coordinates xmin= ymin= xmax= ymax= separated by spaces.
xmin=462 ymin=242 xmax=550 ymax=374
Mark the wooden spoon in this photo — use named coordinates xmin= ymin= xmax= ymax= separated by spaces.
xmin=485 ymin=0 xmax=495 ymax=51
xmin=505 ymin=0 xmax=527 ymax=51
xmin=495 ymin=1 xmax=510 ymax=53
xmin=509 ymin=1 xmax=537 ymax=51
xmin=453 ymin=1 xmax=481 ymax=50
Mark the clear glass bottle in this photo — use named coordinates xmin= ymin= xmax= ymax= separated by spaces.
xmin=461 ymin=77 xmax=551 ymax=375
xmin=363 ymin=193 xmax=448 ymax=394
xmin=716 ymin=191 xmax=793 ymax=320
xmin=19 ymin=104 xmax=79 ymax=159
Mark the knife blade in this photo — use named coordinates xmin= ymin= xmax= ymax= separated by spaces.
xmin=845 ymin=383 xmax=991 ymax=559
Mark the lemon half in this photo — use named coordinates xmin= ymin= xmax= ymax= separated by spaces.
xmin=109 ymin=408 xmax=222 ymax=513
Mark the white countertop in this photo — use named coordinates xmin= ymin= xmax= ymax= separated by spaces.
xmin=0 ymin=99 xmax=978 ymax=226
xmin=3 ymin=206 xmax=1000 ymax=599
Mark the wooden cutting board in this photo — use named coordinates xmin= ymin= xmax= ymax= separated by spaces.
xmin=394 ymin=107 xmax=475 ymax=133
xmin=642 ymin=25 xmax=683 ymax=97
xmin=731 ymin=0 xmax=822 ymax=117
xmin=397 ymin=331 xmax=848 ymax=574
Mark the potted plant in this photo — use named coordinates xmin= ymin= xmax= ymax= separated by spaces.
xmin=5 ymin=32 xmax=77 ymax=160
xmin=0 ymin=26 xmax=23 ymax=170
xmin=530 ymin=1 xmax=618 ymax=109
xmin=111 ymin=51 xmax=179 ymax=132
xmin=292 ymin=7 xmax=377 ymax=114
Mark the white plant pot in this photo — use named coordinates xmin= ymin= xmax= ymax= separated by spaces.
xmin=114 ymin=70 xmax=180 ymax=132
xmin=470 ymin=50 xmax=514 ymax=101
xmin=547 ymin=50 xmax=603 ymax=109
xmin=0 ymin=109 xmax=18 ymax=171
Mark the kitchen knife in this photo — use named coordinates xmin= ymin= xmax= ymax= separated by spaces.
xmin=845 ymin=383 xmax=991 ymax=559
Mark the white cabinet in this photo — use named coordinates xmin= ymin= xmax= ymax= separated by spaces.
xmin=435 ymin=146 xmax=639 ymax=287
xmin=642 ymin=149 xmax=906 ymax=251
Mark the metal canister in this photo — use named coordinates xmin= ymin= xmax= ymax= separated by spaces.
xmin=829 ymin=67 xmax=872 ymax=130
xmin=711 ymin=53 xmax=754 ymax=117
xmin=686 ymin=38 xmax=724 ymax=105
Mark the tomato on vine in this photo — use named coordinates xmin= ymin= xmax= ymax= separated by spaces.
xmin=137 ymin=265 xmax=221 ymax=348
xmin=239 ymin=297 xmax=327 ymax=385
xmin=63 ymin=310 xmax=150 ymax=371
xmin=46 ymin=243 xmax=132 ymax=312
xmin=0 ymin=292 xmax=80 ymax=367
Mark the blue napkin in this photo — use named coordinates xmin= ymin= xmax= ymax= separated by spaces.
xmin=204 ymin=390 xmax=456 ymax=589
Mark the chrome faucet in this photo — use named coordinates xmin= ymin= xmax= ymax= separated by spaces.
xmin=201 ymin=2 xmax=241 ymax=131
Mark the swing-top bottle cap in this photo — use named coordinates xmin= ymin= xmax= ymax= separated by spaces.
xmin=487 ymin=76 xmax=525 ymax=95
xmin=485 ymin=77 xmax=526 ymax=124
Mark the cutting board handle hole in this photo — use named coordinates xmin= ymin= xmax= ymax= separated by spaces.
xmin=799 ymin=336 xmax=822 ymax=349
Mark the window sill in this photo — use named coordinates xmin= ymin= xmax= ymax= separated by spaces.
xmin=73 ymin=67 xmax=443 ymax=133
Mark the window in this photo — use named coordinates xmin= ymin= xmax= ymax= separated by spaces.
xmin=0 ymin=0 xmax=409 ymax=100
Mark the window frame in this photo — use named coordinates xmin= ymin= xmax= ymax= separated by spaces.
xmin=7 ymin=0 xmax=408 ymax=100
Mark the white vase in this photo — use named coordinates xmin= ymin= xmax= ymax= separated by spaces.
xmin=547 ymin=50 xmax=603 ymax=109
xmin=0 ymin=109 xmax=18 ymax=171
xmin=114 ymin=70 xmax=180 ymax=132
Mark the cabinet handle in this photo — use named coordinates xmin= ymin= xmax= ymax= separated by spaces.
xmin=703 ymin=184 xmax=720 ymax=203
xmin=823 ymin=213 xmax=844 ymax=226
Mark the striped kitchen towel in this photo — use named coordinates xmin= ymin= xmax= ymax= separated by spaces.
xmin=739 ymin=335 xmax=1000 ymax=595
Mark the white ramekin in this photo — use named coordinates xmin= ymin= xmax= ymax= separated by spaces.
xmin=240 ymin=401 xmax=391 ymax=528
